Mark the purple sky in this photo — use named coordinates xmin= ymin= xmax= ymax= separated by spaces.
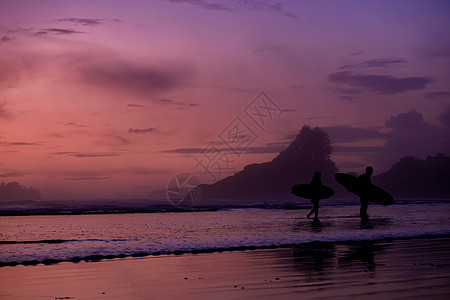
xmin=0 ymin=0 xmax=449 ymax=199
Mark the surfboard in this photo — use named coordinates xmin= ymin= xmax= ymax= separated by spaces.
xmin=291 ymin=184 xmax=335 ymax=200
xmin=335 ymin=173 xmax=394 ymax=205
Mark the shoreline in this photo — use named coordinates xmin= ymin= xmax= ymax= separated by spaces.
xmin=1 ymin=235 xmax=449 ymax=299
xmin=1 ymin=234 xmax=449 ymax=268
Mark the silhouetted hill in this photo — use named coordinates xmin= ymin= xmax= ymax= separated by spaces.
xmin=0 ymin=181 xmax=41 ymax=201
xmin=374 ymin=154 xmax=450 ymax=198
xmin=202 ymin=125 xmax=338 ymax=201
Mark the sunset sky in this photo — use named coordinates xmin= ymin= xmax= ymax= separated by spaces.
xmin=1 ymin=0 xmax=449 ymax=200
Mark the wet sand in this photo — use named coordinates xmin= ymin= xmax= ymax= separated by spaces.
xmin=0 ymin=236 xmax=449 ymax=300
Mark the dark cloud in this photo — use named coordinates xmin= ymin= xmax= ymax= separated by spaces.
xmin=78 ymin=60 xmax=191 ymax=96
xmin=1 ymin=36 xmax=13 ymax=42
xmin=235 ymin=0 xmax=298 ymax=19
xmin=72 ymin=153 xmax=120 ymax=158
xmin=128 ymin=127 xmax=157 ymax=134
xmin=52 ymin=152 xmax=77 ymax=155
xmin=339 ymin=58 xmax=407 ymax=70
xmin=55 ymin=18 xmax=104 ymax=26
xmin=374 ymin=109 xmax=450 ymax=169
xmin=35 ymin=28 xmax=84 ymax=35
xmin=385 ymin=109 xmax=424 ymax=129
xmin=327 ymin=71 xmax=432 ymax=94
xmin=127 ymin=104 xmax=147 ymax=108
xmin=165 ymin=0 xmax=297 ymax=18
xmin=425 ymin=91 xmax=450 ymax=100
xmin=52 ymin=152 xmax=120 ymax=158
xmin=64 ymin=122 xmax=86 ymax=127
xmin=166 ymin=0 xmax=231 ymax=11
xmin=1 ymin=142 xmax=40 ymax=146
xmin=163 ymin=147 xmax=205 ymax=154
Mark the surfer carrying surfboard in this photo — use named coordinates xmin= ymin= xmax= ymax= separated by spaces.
xmin=306 ymin=172 xmax=322 ymax=221
xmin=335 ymin=166 xmax=394 ymax=220
xmin=291 ymin=172 xmax=334 ymax=221
xmin=355 ymin=166 xmax=373 ymax=219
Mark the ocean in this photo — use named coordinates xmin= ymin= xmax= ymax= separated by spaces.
xmin=1 ymin=200 xmax=450 ymax=267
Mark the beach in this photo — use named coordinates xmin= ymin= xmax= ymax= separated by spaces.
xmin=1 ymin=236 xmax=449 ymax=300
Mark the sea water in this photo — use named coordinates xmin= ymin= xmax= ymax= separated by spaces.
xmin=1 ymin=201 xmax=449 ymax=266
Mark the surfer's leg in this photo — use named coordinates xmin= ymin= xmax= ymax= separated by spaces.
xmin=313 ymin=201 xmax=319 ymax=221
xmin=360 ymin=198 xmax=368 ymax=218
xmin=307 ymin=208 xmax=314 ymax=218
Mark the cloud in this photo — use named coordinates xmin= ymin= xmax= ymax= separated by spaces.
xmin=165 ymin=0 xmax=297 ymax=18
xmin=71 ymin=153 xmax=120 ymax=158
xmin=128 ymin=127 xmax=157 ymax=134
xmin=52 ymin=152 xmax=120 ymax=158
xmin=55 ymin=18 xmax=104 ymax=26
xmin=64 ymin=122 xmax=86 ymax=127
xmin=235 ymin=0 xmax=298 ymax=19
xmin=339 ymin=58 xmax=407 ymax=70
xmin=374 ymin=109 xmax=450 ymax=169
xmin=77 ymin=60 xmax=192 ymax=96
xmin=425 ymin=91 xmax=450 ymax=100
xmin=163 ymin=147 xmax=205 ymax=154
xmin=34 ymin=28 xmax=84 ymax=35
xmin=127 ymin=104 xmax=147 ymax=108
xmin=1 ymin=36 xmax=13 ymax=43
xmin=0 ymin=141 xmax=40 ymax=146
xmin=327 ymin=71 xmax=433 ymax=95
xmin=166 ymin=0 xmax=231 ymax=11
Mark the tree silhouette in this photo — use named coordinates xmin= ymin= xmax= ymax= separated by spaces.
xmin=280 ymin=125 xmax=333 ymax=162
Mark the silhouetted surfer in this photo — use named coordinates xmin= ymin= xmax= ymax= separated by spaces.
xmin=307 ymin=172 xmax=322 ymax=221
xmin=335 ymin=166 xmax=393 ymax=221
xmin=356 ymin=166 xmax=373 ymax=220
